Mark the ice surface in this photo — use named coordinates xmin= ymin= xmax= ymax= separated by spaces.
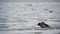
xmin=0 ymin=2 xmax=60 ymax=34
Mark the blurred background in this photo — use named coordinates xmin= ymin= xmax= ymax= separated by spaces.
xmin=0 ymin=0 xmax=60 ymax=34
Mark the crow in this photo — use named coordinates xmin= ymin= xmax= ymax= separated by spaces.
xmin=37 ymin=22 xmax=51 ymax=28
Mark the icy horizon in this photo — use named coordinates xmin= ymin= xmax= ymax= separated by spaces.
xmin=0 ymin=2 xmax=60 ymax=7
xmin=0 ymin=0 xmax=60 ymax=2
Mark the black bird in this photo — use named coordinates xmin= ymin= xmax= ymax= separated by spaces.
xmin=37 ymin=22 xmax=51 ymax=28
xmin=49 ymin=11 xmax=53 ymax=13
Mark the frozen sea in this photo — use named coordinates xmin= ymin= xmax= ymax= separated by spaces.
xmin=0 ymin=2 xmax=60 ymax=34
